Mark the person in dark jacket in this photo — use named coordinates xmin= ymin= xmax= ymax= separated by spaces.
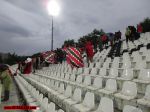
xmin=0 ymin=64 xmax=12 ymax=102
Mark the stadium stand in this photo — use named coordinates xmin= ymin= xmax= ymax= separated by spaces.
xmin=11 ymin=32 xmax=150 ymax=112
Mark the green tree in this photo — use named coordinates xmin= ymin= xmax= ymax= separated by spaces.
xmin=141 ymin=17 xmax=150 ymax=33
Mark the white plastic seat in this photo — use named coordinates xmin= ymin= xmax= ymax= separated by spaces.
xmin=117 ymin=69 xmax=133 ymax=80
xmin=90 ymin=68 xmax=98 ymax=75
xmin=56 ymin=85 xmax=72 ymax=102
xmin=93 ymin=97 xmax=114 ymax=112
xmin=76 ymin=75 xmax=83 ymax=84
xmin=89 ymin=62 xmax=95 ymax=68
xmin=134 ymin=61 xmax=146 ymax=69
xmin=57 ymin=109 xmax=64 ymax=112
xmin=98 ymin=79 xmax=117 ymax=95
xmin=64 ymin=88 xmax=82 ymax=111
xmin=72 ymin=92 xmax=95 ymax=112
xmin=122 ymin=60 xmax=132 ymax=69
xmin=133 ymin=69 xmax=150 ymax=83
xmin=77 ymin=68 xmax=83 ymax=74
xmin=111 ymin=58 xmax=119 ymax=68
xmin=83 ymin=67 xmax=90 ymax=75
xmin=46 ymin=102 xmax=56 ymax=112
xmin=58 ymin=83 xmax=65 ymax=94
xmin=123 ymin=105 xmax=142 ymax=112
xmin=83 ymin=76 xmax=91 ymax=86
xmin=114 ymin=81 xmax=137 ymax=100
xmin=70 ymin=74 xmax=76 ymax=82
xmin=105 ymin=68 xmax=118 ymax=78
xmin=61 ymin=73 xmax=65 ymax=79
xmin=99 ymin=68 xmax=107 ymax=76
xmin=137 ymin=84 xmax=150 ymax=107
xmin=95 ymin=62 xmax=101 ymax=68
xmin=72 ymin=68 xmax=77 ymax=74
xmin=87 ymin=77 xmax=103 ymax=90
xmin=65 ymin=73 xmax=70 ymax=80
xmin=41 ymin=97 xmax=48 ymax=110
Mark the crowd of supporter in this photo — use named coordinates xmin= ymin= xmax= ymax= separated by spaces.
xmin=15 ymin=23 xmax=144 ymax=74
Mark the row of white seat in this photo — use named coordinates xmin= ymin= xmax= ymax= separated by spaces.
xmin=22 ymin=74 xmax=145 ymax=112
xmin=14 ymin=75 xmax=64 ymax=112
xmin=26 ymin=73 xmax=150 ymax=112
xmin=38 ymin=67 xmax=150 ymax=93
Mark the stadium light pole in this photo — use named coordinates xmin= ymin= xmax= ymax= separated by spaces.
xmin=47 ymin=0 xmax=60 ymax=50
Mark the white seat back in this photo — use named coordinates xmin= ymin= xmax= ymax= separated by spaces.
xmin=83 ymin=68 xmax=90 ymax=74
xmin=58 ymin=83 xmax=65 ymax=93
xmin=83 ymin=92 xmax=95 ymax=109
xmin=100 ymin=68 xmax=107 ymax=76
xmin=65 ymin=73 xmax=70 ymax=80
xmin=90 ymin=68 xmax=98 ymax=75
xmin=105 ymin=79 xmax=117 ymax=92
xmin=123 ymin=105 xmax=142 ymax=112
xmin=46 ymin=102 xmax=56 ymax=112
xmin=109 ymin=68 xmax=118 ymax=78
xmin=76 ymin=75 xmax=83 ymax=83
xmin=93 ymin=77 xmax=102 ymax=89
xmin=83 ymin=76 xmax=91 ymax=86
xmin=139 ymin=69 xmax=150 ymax=81
xmin=144 ymin=85 xmax=150 ymax=100
xmin=122 ymin=69 xmax=133 ymax=80
xmin=72 ymin=88 xmax=82 ymax=102
xmin=70 ymin=74 xmax=76 ymax=81
xmin=96 ymin=97 xmax=114 ymax=112
xmin=64 ymin=85 xmax=72 ymax=97
xmin=122 ymin=81 xmax=137 ymax=97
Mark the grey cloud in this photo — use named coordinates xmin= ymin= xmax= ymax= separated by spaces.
xmin=0 ymin=0 xmax=150 ymax=55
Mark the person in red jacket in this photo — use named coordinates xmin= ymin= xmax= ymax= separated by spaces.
xmin=101 ymin=34 xmax=108 ymax=48
xmin=137 ymin=24 xmax=142 ymax=34
xmin=85 ymin=39 xmax=94 ymax=63
xmin=23 ymin=58 xmax=32 ymax=74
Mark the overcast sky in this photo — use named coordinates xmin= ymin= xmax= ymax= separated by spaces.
xmin=0 ymin=0 xmax=150 ymax=55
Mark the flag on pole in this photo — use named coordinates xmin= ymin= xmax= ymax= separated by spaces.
xmin=41 ymin=51 xmax=56 ymax=64
xmin=65 ymin=47 xmax=84 ymax=68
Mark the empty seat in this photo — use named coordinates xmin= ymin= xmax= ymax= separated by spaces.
xmin=133 ymin=69 xmax=150 ymax=83
xmin=117 ymin=69 xmax=133 ymax=80
xmin=70 ymin=74 xmax=76 ymax=82
xmin=93 ymin=97 xmax=114 ymax=112
xmin=123 ymin=105 xmax=142 ymax=112
xmin=98 ymin=79 xmax=117 ymax=95
xmin=64 ymin=88 xmax=82 ymax=111
xmin=76 ymin=75 xmax=83 ymax=84
xmin=46 ymin=102 xmax=56 ymax=112
xmin=99 ymin=68 xmax=107 ymax=76
xmin=65 ymin=73 xmax=70 ymax=80
xmin=137 ymin=84 xmax=150 ymax=107
xmin=115 ymin=81 xmax=137 ymax=100
xmin=83 ymin=76 xmax=91 ymax=86
xmin=58 ymin=83 xmax=65 ymax=94
xmin=58 ymin=109 xmax=64 ymax=112
xmin=72 ymin=92 xmax=95 ymax=112
xmin=90 ymin=68 xmax=98 ymax=75
xmin=83 ymin=67 xmax=90 ymax=75
xmin=87 ymin=77 xmax=103 ymax=90
xmin=105 ymin=68 xmax=118 ymax=78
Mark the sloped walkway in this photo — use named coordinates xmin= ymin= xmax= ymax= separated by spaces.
xmin=0 ymin=78 xmax=26 ymax=112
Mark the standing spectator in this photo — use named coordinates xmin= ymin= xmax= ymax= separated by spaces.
xmin=23 ymin=58 xmax=32 ymax=74
xmin=0 ymin=64 xmax=12 ymax=102
xmin=98 ymin=36 xmax=103 ymax=52
xmin=137 ymin=24 xmax=143 ymax=34
xmin=85 ymin=39 xmax=94 ymax=63
xmin=101 ymin=34 xmax=108 ymax=48
xmin=125 ymin=27 xmax=131 ymax=43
